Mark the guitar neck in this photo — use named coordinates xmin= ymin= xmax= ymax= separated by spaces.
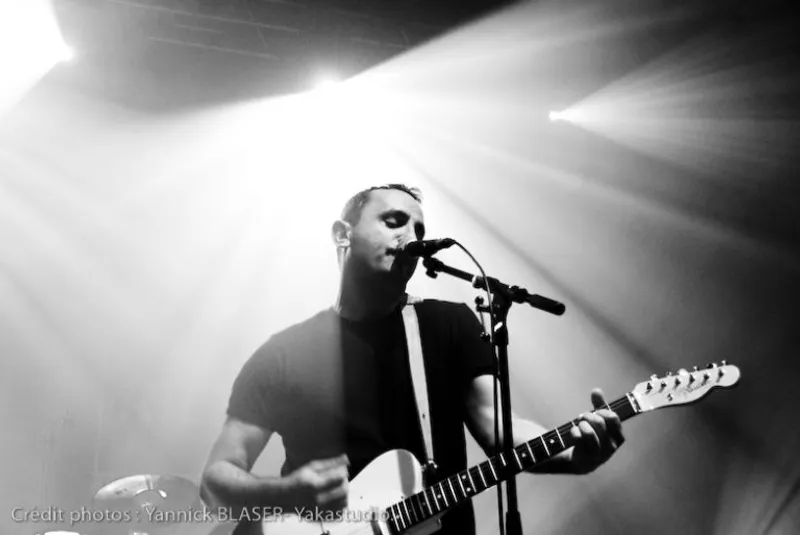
xmin=385 ymin=393 xmax=640 ymax=533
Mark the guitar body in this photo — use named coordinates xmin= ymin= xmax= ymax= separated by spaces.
xmin=247 ymin=362 xmax=740 ymax=535
xmin=259 ymin=449 xmax=443 ymax=535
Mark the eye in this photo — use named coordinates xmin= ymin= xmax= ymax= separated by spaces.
xmin=383 ymin=213 xmax=408 ymax=228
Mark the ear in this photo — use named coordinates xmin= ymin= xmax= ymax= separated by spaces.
xmin=331 ymin=220 xmax=352 ymax=249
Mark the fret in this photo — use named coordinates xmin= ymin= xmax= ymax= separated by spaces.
xmin=409 ymin=496 xmax=423 ymax=523
xmin=427 ymin=487 xmax=441 ymax=513
xmin=476 ymin=464 xmax=487 ymax=487
xmin=461 ymin=471 xmax=474 ymax=494
xmin=475 ymin=465 xmax=487 ymax=488
xmin=421 ymin=488 xmax=433 ymax=515
xmin=393 ymin=504 xmax=406 ymax=531
xmin=422 ymin=487 xmax=439 ymax=514
xmin=525 ymin=441 xmax=537 ymax=463
xmin=435 ymin=482 xmax=449 ymax=507
xmin=445 ymin=477 xmax=458 ymax=503
xmin=487 ymin=460 xmax=498 ymax=481
xmin=540 ymin=436 xmax=551 ymax=457
xmin=416 ymin=496 xmax=427 ymax=521
xmin=406 ymin=497 xmax=417 ymax=521
xmin=555 ymin=428 xmax=565 ymax=449
xmin=465 ymin=469 xmax=476 ymax=491
xmin=545 ymin=432 xmax=560 ymax=454
xmin=419 ymin=495 xmax=429 ymax=519
xmin=401 ymin=499 xmax=413 ymax=526
xmin=455 ymin=473 xmax=467 ymax=497
xmin=512 ymin=447 xmax=523 ymax=470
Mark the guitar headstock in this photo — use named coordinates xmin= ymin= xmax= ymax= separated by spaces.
xmin=632 ymin=361 xmax=740 ymax=411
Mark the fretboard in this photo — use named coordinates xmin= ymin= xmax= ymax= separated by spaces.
xmin=385 ymin=394 xmax=639 ymax=533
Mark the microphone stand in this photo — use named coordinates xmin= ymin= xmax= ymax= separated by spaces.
xmin=422 ymin=256 xmax=565 ymax=535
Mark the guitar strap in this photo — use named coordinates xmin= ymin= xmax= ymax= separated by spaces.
xmin=401 ymin=295 xmax=438 ymax=483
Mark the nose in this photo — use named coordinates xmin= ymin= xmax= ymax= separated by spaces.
xmin=399 ymin=225 xmax=417 ymax=245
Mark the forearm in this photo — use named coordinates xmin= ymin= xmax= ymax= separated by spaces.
xmin=466 ymin=376 xmax=580 ymax=476
xmin=201 ymin=460 xmax=291 ymax=514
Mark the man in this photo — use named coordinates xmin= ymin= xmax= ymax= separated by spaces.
xmin=200 ymin=184 xmax=624 ymax=535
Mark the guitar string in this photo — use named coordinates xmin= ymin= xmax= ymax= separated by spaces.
xmin=389 ymin=397 xmax=635 ymax=528
xmin=387 ymin=372 xmax=725 ymax=529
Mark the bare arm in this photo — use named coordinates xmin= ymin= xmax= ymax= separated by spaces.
xmin=200 ymin=417 xmax=350 ymax=515
xmin=464 ymin=374 xmax=578 ymax=474
xmin=200 ymin=417 xmax=287 ymax=514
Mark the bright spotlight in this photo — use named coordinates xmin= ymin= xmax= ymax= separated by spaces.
xmin=58 ymin=45 xmax=75 ymax=63
xmin=1 ymin=0 xmax=72 ymax=112
xmin=316 ymin=79 xmax=338 ymax=91
xmin=549 ymin=109 xmax=580 ymax=123
xmin=311 ymin=71 xmax=342 ymax=93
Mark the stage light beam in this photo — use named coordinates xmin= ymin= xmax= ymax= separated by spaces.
xmin=548 ymin=109 xmax=585 ymax=123
xmin=0 ymin=0 xmax=72 ymax=113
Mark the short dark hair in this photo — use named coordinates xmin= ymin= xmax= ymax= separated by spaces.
xmin=340 ymin=184 xmax=422 ymax=225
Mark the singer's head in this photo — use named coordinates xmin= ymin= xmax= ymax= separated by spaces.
xmin=332 ymin=184 xmax=425 ymax=289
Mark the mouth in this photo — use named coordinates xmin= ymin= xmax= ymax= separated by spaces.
xmin=386 ymin=245 xmax=410 ymax=257
xmin=385 ymin=246 xmax=416 ymax=269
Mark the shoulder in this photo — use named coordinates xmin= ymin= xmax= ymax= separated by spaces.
xmin=246 ymin=308 xmax=336 ymax=366
xmin=268 ymin=308 xmax=336 ymax=347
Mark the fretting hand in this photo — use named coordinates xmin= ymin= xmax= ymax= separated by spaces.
xmin=568 ymin=388 xmax=625 ymax=474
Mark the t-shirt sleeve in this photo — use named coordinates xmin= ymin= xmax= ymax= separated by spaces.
xmin=226 ymin=338 xmax=287 ymax=432
xmin=452 ymin=303 xmax=496 ymax=384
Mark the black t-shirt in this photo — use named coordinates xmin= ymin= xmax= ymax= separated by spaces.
xmin=227 ymin=298 xmax=496 ymax=535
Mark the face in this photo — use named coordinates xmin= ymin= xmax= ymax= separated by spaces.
xmin=344 ymin=188 xmax=426 ymax=284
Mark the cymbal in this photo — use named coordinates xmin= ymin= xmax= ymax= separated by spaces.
xmin=94 ymin=474 xmax=201 ymax=512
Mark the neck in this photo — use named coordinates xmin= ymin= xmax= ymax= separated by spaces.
xmin=334 ymin=268 xmax=406 ymax=321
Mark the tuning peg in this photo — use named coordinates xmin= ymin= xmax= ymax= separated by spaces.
xmin=666 ymin=371 xmax=672 ymax=376
xmin=660 ymin=380 xmax=667 ymax=389
xmin=721 ymin=360 xmax=727 ymax=366
xmin=650 ymin=374 xmax=658 ymax=381
xmin=718 ymin=368 xmax=725 ymax=378
xmin=693 ymin=366 xmax=699 ymax=372
xmin=674 ymin=377 xmax=681 ymax=386
xmin=703 ymin=372 xmax=710 ymax=382
xmin=646 ymin=382 xmax=653 ymax=392
xmin=688 ymin=374 xmax=696 ymax=384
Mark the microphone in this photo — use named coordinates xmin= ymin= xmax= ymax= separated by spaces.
xmin=395 ymin=238 xmax=456 ymax=258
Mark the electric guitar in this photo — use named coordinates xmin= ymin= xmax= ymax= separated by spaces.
xmin=249 ymin=362 xmax=740 ymax=535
